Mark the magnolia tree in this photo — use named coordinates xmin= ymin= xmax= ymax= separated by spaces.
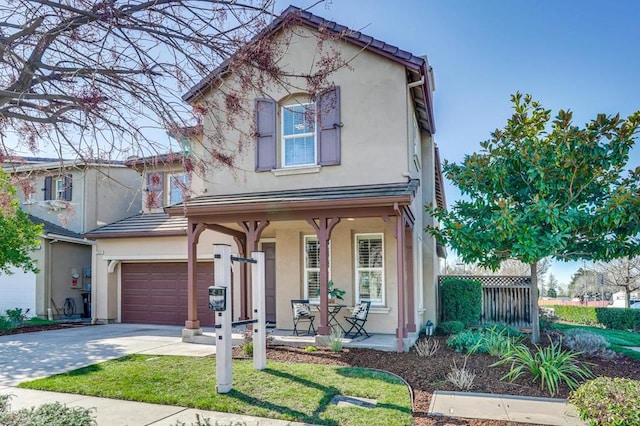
xmin=0 ymin=169 xmax=42 ymax=275
xmin=427 ymin=93 xmax=640 ymax=342
xmin=0 ymin=0 xmax=345 ymax=198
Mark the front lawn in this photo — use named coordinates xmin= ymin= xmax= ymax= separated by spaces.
xmin=552 ymin=323 xmax=640 ymax=360
xmin=19 ymin=354 xmax=412 ymax=426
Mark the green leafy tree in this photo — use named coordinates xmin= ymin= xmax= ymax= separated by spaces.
xmin=427 ymin=93 xmax=640 ymax=342
xmin=0 ymin=169 xmax=42 ymax=275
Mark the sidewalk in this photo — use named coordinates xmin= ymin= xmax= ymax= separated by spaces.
xmin=429 ymin=390 xmax=586 ymax=426
xmin=0 ymin=386 xmax=302 ymax=426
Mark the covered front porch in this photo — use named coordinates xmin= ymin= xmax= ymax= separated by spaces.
xmin=165 ymin=181 xmax=422 ymax=352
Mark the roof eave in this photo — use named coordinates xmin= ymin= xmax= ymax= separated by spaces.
xmin=165 ymin=194 xmax=413 ymax=217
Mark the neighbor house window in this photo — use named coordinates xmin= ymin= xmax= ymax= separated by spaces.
xmin=355 ymin=233 xmax=384 ymax=305
xmin=55 ymin=178 xmax=65 ymax=200
xmin=168 ymin=173 xmax=189 ymax=204
xmin=281 ymin=103 xmax=316 ymax=167
xmin=304 ymin=235 xmax=330 ymax=301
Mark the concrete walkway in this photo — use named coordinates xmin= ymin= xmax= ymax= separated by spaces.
xmin=0 ymin=324 xmax=588 ymax=425
xmin=0 ymin=387 xmax=299 ymax=425
xmin=429 ymin=390 xmax=586 ymax=425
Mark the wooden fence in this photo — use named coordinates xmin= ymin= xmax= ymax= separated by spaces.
xmin=438 ymin=275 xmax=532 ymax=328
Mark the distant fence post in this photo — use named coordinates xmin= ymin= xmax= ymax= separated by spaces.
xmin=438 ymin=275 xmax=532 ymax=328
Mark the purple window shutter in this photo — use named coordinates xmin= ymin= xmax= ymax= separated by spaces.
xmin=43 ymin=176 xmax=52 ymax=200
xmin=317 ymin=86 xmax=341 ymax=166
xmin=146 ymin=171 xmax=164 ymax=209
xmin=255 ymin=98 xmax=276 ymax=172
xmin=63 ymin=174 xmax=73 ymax=201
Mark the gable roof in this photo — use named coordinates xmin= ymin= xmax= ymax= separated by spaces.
xmin=183 ymin=5 xmax=435 ymax=134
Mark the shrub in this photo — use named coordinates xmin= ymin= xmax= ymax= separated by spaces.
xmin=482 ymin=322 xmax=523 ymax=338
xmin=481 ymin=324 xmax=521 ymax=357
xmin=414 ymin=337 xmax=440 ymax=357
xmin=304 ymin=345 xmax=318 ymax=352
xmin=440 ymin=278 xmax=482 ymax=326
xmin=595 ymin=307 xmax=640 ymax=331
xmin=447 ymin=329 xmax=486 ymax=354
xmin=0 ymin=395 xmax=95 ymax=426
xmin=446 ymin=357 xmax=475 ymax=390
xmin=326 ymin=326 xmax=344 ymax=352
xmin=241 ymin=342 xmax=253 ymax=356
xmin=0 ymin=316 xmax=13 ymax=334
xmin=491 ymin=337 xmax=594 ymax=396
xmin=570 ymin=377 xmax=640 ymax=425
xmin=552 ymin=306 xmax=598 ymax=326
xmin=562 ymin=329 xmax=616 ymax=359
xmin=439 ymin=320 xmax=465 ymax=335
xmin=5 ymin=308 xmax=29 ymax=325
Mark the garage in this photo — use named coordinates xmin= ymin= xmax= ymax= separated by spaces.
xmin=121 ymin=262 xmax=215 ymax=326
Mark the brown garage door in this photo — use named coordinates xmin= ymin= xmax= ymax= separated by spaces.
xmin=121 ymin=262 xmax=215 ymax=326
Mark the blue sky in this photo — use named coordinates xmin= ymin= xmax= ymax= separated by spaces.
xmin=280 ymin=0 xmax=640 ymax=287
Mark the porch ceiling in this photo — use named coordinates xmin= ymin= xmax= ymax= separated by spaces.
xmin=165 ymin=180 xmax=419 ymax=224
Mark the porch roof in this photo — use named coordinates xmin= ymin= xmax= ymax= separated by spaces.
xmin=164 ymin=180 xmax=419 ymax=221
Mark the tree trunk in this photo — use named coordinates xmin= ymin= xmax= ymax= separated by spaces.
xmin=530 ymin=262 xmax=540 ymax=343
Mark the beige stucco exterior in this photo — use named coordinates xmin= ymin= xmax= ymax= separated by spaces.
xmin=15 ymin=164 xmax=140 ymax=234
xmin=89 ymin=18 xmax=443 ymax=348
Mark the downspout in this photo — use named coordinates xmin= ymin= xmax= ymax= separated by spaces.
xmin=46 ymin=238 xmax=59 ymax=320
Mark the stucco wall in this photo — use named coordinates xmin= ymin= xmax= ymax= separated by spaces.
xmin=193 ymin=25 xmax=411 ymax=195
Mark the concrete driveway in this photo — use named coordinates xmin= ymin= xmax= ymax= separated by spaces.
xmin=0 ymin=323 xmax=215 ymax=386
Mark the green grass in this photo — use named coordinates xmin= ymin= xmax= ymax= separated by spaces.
xmin=24 ymin=318 xmax=56 ymax=326
xmin=19 ymin=355 xmax=412 ymax=425
xmin=552 ymin=323 xmax=640 ymax=360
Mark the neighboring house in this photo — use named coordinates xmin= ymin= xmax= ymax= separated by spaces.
xmin=86 ymin=6 xmax=446 ymax=351
xmin=3 ymin=159 xmax=141 ymax=318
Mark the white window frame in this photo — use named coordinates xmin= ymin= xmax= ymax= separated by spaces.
xmin=55 ymin=178 xmax=65 ymax=200
xmin=281 ymin=102 xmax=317 ymax=168
xmin=304 ymin=235 xmax=330 ymax=302
xmin=354 ymin=233 xmax=385 ymax=306
xmin=167 ymin=173 xmax=189 ymax=205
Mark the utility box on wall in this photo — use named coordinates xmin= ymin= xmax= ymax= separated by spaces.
xmin=70 ymin=268 xmax=82 ymax=289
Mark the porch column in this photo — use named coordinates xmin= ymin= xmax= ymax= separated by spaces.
xmin=238 ymin=220 xmax=270 ymax=319
xmin=405 ymin=227 xmax=416 ymax=333
xmin=307 ymin=217 xmax=341 ymax=335
xmin=185 ymin=221 xmax=207 ymax=330
xmin=383 ymin=210 xmax=407 ymax=352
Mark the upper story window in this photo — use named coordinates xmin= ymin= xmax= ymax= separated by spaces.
xmin=168 ymin=173 xmax=190 ymax=204
xmin=282 ymin=103 xmax=316 ymax=167
xmin=43 ymin=175 xmax=72 ymax=201
xmin=145 ymin=171 xmax=190 ymax=210
xmin=255 ymin=86 xmax=341 ymax=172
xmin=355 ymin=233 xmax=384 ymax=305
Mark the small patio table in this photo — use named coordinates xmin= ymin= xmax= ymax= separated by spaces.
xmin=311 ymin=303 xmax=346 ymax=333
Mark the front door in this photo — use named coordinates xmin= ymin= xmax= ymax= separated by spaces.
xmin=263 ymin=242 xmax=276 ymax=325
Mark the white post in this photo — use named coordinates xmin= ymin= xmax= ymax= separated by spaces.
xmin=214 ymin=244 xmax=233 ymax=394
xmin=251 ymin=251 xmax=266 ymax=370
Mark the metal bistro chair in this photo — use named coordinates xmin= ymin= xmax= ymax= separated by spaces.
xmin=291 ymin=299 xmax=316 ymax=336
xmin=344 ymin=301 xmax=371 ymax=338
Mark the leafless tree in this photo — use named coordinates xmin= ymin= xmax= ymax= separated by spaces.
xmin=595 ymin=256 xmax=640 ymax=307
xmin=0 ymin=1 xmax=346 ymax=178
xmin=445 ymin=257 xmax=551 ymax=284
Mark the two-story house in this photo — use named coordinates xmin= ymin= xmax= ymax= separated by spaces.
xmin=86 ymin=6 xmax=446 ymax=351
xmin=2 ymin=159 xmax=140 ymax=319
